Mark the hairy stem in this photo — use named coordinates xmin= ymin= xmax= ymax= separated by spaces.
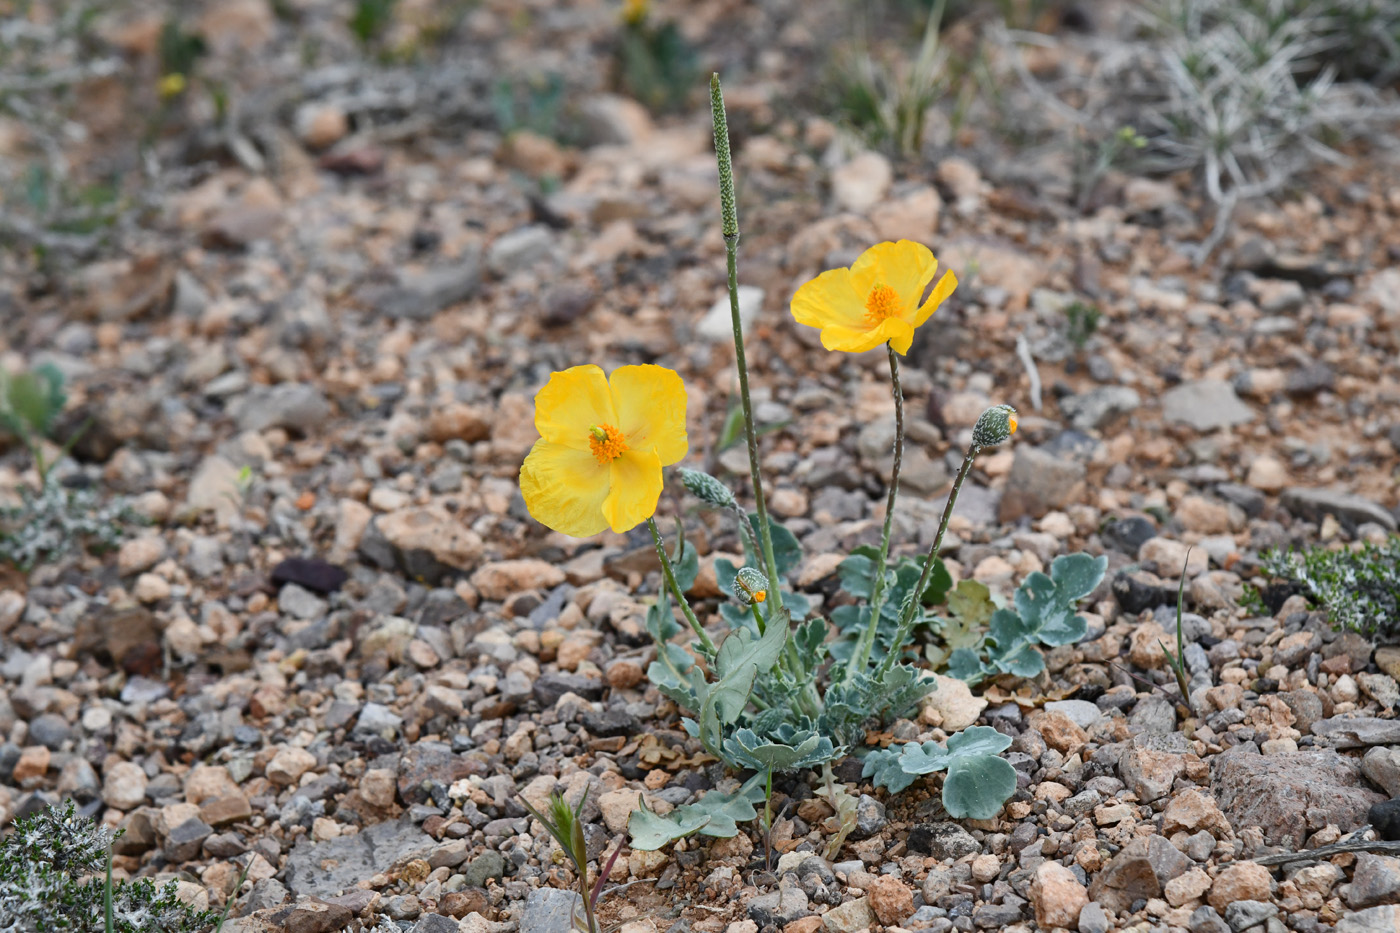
xmin=846 ymin=343 xmax=904 ymax=680
xmin=877 ymin=444 xmax=980 ymax=678
xmin=711 ymin=73 xmax=784 ymax=620
xmin=647 ymin=517 xmax=716 ymax=656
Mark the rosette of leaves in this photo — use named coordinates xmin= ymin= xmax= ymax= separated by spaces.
xmin=861 ymin=726 xmax=1016 ymax=819
xmin=943 ymin=554 xmax=1107 ymax=685
xmin=722 ymin=722 xmax=838 ymax=774
xmin=1260 ymin=538 xmax=1400 ymax=640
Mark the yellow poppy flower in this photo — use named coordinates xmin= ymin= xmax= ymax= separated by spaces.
xmin=520 ymin=364 xmax=688 ymax=537
xmin=790 ymin=240 xmax=958 ymax=355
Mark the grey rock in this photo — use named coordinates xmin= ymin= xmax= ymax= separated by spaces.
xmin=1311 ymin=717 xmax=1400 ymax=748
xmin=1102 ymin=515 xmax=1157 ymax=554
xmin=232 ymin=383 xmax=331 ymax=434
xmin=520 ymin=887 xmax=581 ymax=933
xmin=1160 ymin=380 xmax=1255 ymax=431
xmin=462 ymin=850 xmax=506 ymax=888
xmin=28 ymin=713 xmax=72 ymax=749
xmin=1088 ymin=834 xmax=1191 ymax=912
xmin=284 ymin=817 xmax=434 ymax=897
xmin=907 ymin=822 xmax=980 ymax=860
xmin=1281 ymin=487 xmax=1398 ymax=532
xmin=186 ymin=536 xmax=224 ymax=578
xmin=1189 ymin=905 xmax=1230 ymax=933
xmin=245 ymin=878 xmax=290 ymax=912
xmin=1224 ymin=901 xmax=1276 ymax=932
xmin=998 ymin=446 xmax=1086 ymax=522
xmin=279 ymin=583 xmax=328 ymax=621
xmin=1078 ymin=902 xmax=1110 ymax=933
xmin=1185 ymin=830 xmax=1215 ymax=861
xmin=1346 ymin=853 xmax=1400 ymax=909
xmin=413 ymin=916 xmax=461 ymax=933
xmin=1211 ymin=744 xmax=1384 ymax=846
xmin=747 ymin=881 xmax=810 ymax=926
xmin=1129 ymin=695 xmax=1178 ymax=735
xmin=371 ymin=254 xmax=482 ymax=321
xmin=1363 ymin=747 xmax=1400 ymax=797
xmin=354 ymin=702 xmax=403 ymax=739
xmin=853 ymin=794 xmax=887 ymax=838
xmin=1337 ymin=905 xmax=1400 ymax=933
xmin=164 ymin=817 xmax=212 ymax=862
xmin=1045 ymin=700 xmax=1103 ymax=730
xmin=488 ymin=226 xmax=556 ymax=275
xmin=1060 ymin=386 xmax=1141 ymax=431
xmin=971 ymin=903 xmax=1021 ymax=928
xmin=534 ymin=672 xmax=603 ymax=707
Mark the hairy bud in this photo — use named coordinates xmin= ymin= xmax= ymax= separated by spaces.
xmin=679 ymin=467 xmax=737 ymax=509
xmin=972 ymin=404 xmax=1018 ymax=449
xmin=732 ymin=566 xmax=768 ymax=606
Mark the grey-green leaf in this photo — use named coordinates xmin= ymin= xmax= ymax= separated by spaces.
xmin=628 ymin=797 xmax=711 ymax=850
xmin=942 ymin=754 xmax=1017 ymax=819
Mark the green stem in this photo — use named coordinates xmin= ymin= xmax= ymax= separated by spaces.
xmin=712 ymin=73 xmax=784 ymax=621
xmin=846 ymin=343 xmax=904 ymax=680
xmin=876 ymin=443 xmax=981 ymax=679
xmin=647 ymin=517 xmax=716 ymax=656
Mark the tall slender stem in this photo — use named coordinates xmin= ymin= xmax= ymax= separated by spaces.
xmin=712 ymin=73 xmax=783 ymax=618
xmin=846 ymin=343 xmax=904 ymax=680
xmin=877 ymin=444 xmax=980 ymax=679
xmin=647 ymin=517 xmax=716 ymax=656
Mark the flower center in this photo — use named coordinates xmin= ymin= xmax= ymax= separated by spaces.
xmin=588 ymin=424 xmax=629 ymax=465
xmin=864 ymin=284 xmax=902 ymax=324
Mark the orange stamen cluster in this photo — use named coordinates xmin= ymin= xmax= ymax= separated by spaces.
xmin=864 ymin=284 xmax=902 ymax=325
xmin=588 ymin=424 xmax=629 ymax=464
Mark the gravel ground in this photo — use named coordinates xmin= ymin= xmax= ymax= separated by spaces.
xmin=3 ymin=2 xmax=1400 ymax=933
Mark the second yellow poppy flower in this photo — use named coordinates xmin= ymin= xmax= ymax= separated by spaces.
xmin=790 ymin=240 xmax=957 ymax=355
xmin=519 ymin=364 xmax=688 ymax=537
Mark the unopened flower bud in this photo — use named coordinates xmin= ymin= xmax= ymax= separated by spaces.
xmin=732 ymin=567 xmax=767 ymax=606
xmin=679 ymin=467 xmax=737 ymax=509
xmin=972 ymin=404 xmax=1018 ymax=448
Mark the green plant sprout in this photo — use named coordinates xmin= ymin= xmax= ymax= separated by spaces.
xmin=520 ymin=790 xmax=623 ymax=933
xmin=1063 ymin=300 xmax=1101 ymax=353
xmin=1160 ymin=550 xmax=1196 ymax=716
xmin=624 ymin=76 xmax=1109 ymax=854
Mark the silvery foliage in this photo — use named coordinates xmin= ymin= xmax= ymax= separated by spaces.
xmin=0 ymin=800 xmax=218 ymax=933
xmin=0 ymin=481 xmax=139 ymax=570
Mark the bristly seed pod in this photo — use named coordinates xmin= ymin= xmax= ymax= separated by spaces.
xmin=972 ymin=404 xmax=1018 ymax=449
xmin=732 ymin=567 xmax=768 ymax=606
xmin=679 ymin=467 xmax=737 ymax=510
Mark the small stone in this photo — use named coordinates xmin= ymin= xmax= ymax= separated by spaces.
xmin=462 ymin=851 xmax=506 ymax=889
xmin=854 ymin=794 xmax=887 ymax=838
xmin=1363 ymin=747 xmax=1400 ymax=798
xmin=103 ymin=760 xmax=148 ymax=809
xmin=998 ymin=446 xmax=1086 ymax=522
xmin=117 ymin=536 xmax=166 ymax=575
xmin=1030 ymin=861 xmax=1088 ymax=929
xmin=1088 ymin=834 xmax=1191 ymax=913
xmin=1118 ymin=732 xmax=1189 ymax=803
xmin=282 ymin=897 xmax=353 ymax=933
xmin=1162 ymin=788 xmax=1231 ymax=837
xmin=1078 ymin=902 xmax=1110 ymax=933
xmin=470 ymin=559 xmax=565 ymax=601
xmin=867 ymin=876 xmax=914 ymax=926
xmin=822 ymin=896 xmax=874 ymax=933
xmin=1346 ymin=853 xmax=1400 ymax=909
xmin=1337 ymin=906 xmax=1400 ymax=933
xmin=906 ymin=822 xmax=980 ymax=860
xmin=266 ymin=747 xmax=317 ymax=786
xmin=920 ymin=674 xmax=987 ymax=731
xmin=1207 ymin=861 xmax=1271 ymax=912
xmin=831 ymin=151 xmax=892 ymax=213
xmin=1036 ymin=710 xmax=1088 ymax=755
xmin=1165 ymin=868 xmax=1212 ymax=907
xmin=1160 ymin=380 xmax=1255 ymax=432
xmin=698 ymin=285 xmax=764 ymax=342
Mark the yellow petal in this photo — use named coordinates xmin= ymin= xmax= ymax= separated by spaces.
xmin=791 ymin=267 xmax=867 ymax=329
xmin=603 ymin=448 xmax=663 ymax=533
xmin=851 ymin=240 xmax=938 ymax=321
xmin=534 ymin=365 xmax=617 ymax=451
xmin=913 ymin=269 xmax=958 ymax=328
xmin=519 ymin=439 xmax=611 ymax=537
xmin=819 ymin=317 xmax=916 ymax=355
xmin=609 ymin=364 xmax=689 ymax=466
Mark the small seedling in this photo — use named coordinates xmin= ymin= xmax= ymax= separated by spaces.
xmin=520 ymin=790 xmax=622 ymax=933
xmin=1159 ymin=550 xmax=1196 ymax=716
xmin=1063 ymin=301 xmax=1101 ymax=353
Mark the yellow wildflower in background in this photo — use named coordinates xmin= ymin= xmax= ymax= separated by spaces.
xmin=520 ymin=364 xmax=688 ymax=537
xmin=790 ymin=240 xmax=957 ymax=355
